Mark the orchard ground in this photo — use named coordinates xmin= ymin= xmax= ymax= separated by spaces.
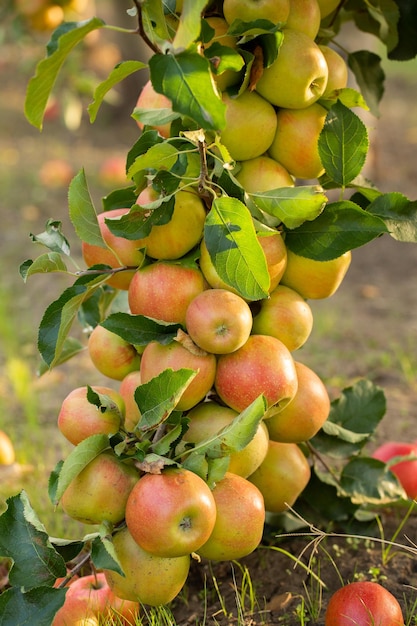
xmin=1 ymin=31 xmax=417 ymax=625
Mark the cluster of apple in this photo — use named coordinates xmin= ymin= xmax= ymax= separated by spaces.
xmin=52 ymin=0 xmax=360 ymax=612
xmin=14 ymin=0 xmax=91 ymax=31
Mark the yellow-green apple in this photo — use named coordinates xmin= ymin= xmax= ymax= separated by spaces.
xmin=234 ymin=155 xmax=294 ymax=193
xmin=214 ymin=334 xmax=298 ymax=413
xmin=197 ymin=472 xmax=265 ymax=561
xmin=128 ymin=261 xmax=206 ymax=325
xmin=325 ymin=581 xmax=404 ymax=626
xmin=57 ymin=385 xmax=125 ymax=446
xmin=286 ymin=0 xmax=321 ymax=39
xmin=125 ymin=467 xmax=217 ymax=557
xmin=0 ymin=431 xmax=15 ymax=465
xmin=223 ymin=0 xmax=290 ymax=25
xmin=139 ymin=338 xmax=217 ymax=411
xmin=220 ymin=91 xmax=277 ymax=161
xmin=266 ymin=361 xmax=330 ymax=443
xmin=317 ymin=0 xmax=340 ymax=19
xmin=82 ymin=208 xmax=145 ymax=291
xmin=60 ymin=451 xmax=138 ymax=525
xmin=204 ymin=16 xmax=241 ymax=91
xmin=135 ymin=79 xmax=173 ymax=138
xmin=268 ymin=102 xmax=327 ymax=179
xmin=184 ymin=400 xmax=270 ymax=478
xmin=248 ymin=440 xmax=311 ymax=512
xmin=319 ymin=45 xmax=348 ymax=97
xmin=119 ymin=371 xmax=142 ymax=432
xmin=136 ymin=187 xmax=206 ymax=260
xmin=256 ymin=29 xmax=328 ymax=109
xmin=185 ymin=288 xmax=253 ymax=354
xmin=87 ymin=324 xmax=141 ymax=381
xmin=104 ymin=526 xmax=190 ymax=606
xmin=372 ymin=441 xmax=417 ymax=499
xmin=251 ymin=284 xmax=313 ymax=351
xmin=199 ymin=231 xmax=286 ymax=296
xmin=52 ymin=572 xmax=139 ymax=626
xmin=280 ymin=248 xmax=352 ymax=299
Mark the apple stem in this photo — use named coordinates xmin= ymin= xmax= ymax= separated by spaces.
xmin=132 ymin=0 xmax=163 ymax=54
xmin=306 ymin=440 xmax=341 ymax=484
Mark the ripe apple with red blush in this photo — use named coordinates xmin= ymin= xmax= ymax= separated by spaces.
xmin=372 ymin=441 xmax=417 ymax=499
xmin=325 ymin=581 xmax=404 ymax=626
xmin=87 ymin=324 xmax=141 ymax=381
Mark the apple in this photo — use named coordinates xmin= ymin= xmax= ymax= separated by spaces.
xmin=60 ymin=451 xmax=138 ymax=525
xmin=52 ymin=572 xmax=139 ymax=626
xmin=223 ymin=0 xmax=290 ymax=26
xmin=139 ymin=338 xmax=217 ymax=411
xmin=268 ymin=102 xmax=327 ymax=179
xmin=39 ymin=159 xmax=74 ymax=188
xmin=325 ymin=581 xmax=404 ymax=626
xmin=125 ymin=467 xmax=217 ymax=557
xmin=234 ymin=155 xmax=294 ymax=194
xmin=285 ymin=0 xmax=321 ymax=40
xmin=197 ymin=472 xmax=265 ymax=561
xmin=256 ymin=29 xmax=328 ymax=109
xmin=87 ymin=324 xmax=141 ymax=381
xmin=248 ymin=440 xmax=311 ymax=513
xmin=0 ymin=431 xmax=15 ymax=465
xmin=98 ymin=156 xmax=127 ymax=187
xmin=185 ymin=288 xmax=253 ymax=354
xmin=104 ymin=526 xmax=190 ymax=607
xmin=82 ymin=208 xmax=146 ymax=291
xmin=136 ymin=186 xmax=206 ymax=260
xmin=135 ymin=79 xmax=173 ymax=138
xmin=251 ymin=284 xmax=314 ymax=352
xmin=280 ymin=248 xmax=352 ymax=299
xmin=184 ymin=400 xmax=270 ymax=478
xmin=372 ymin=441 xmax=417 ymax=499
xmin=319 ymin=45 xmax=348 ymax=97
xmin=199 ymin=232 xmax=286 ymax=296
xmin=57 ymin=385 xmax=125 ymax=446
xmin=204 ymin=16 xmax=241 ymax=91
xmin=128 ymin=261 xmax=206 ymax=325
xmin=220 ymin=91 xmax=277 ymax=162
xmin=266 ymin=361 xmax=330 ymax=443
xmin=214 ymin=334 xmax=298 ymax=413
xmin=119 ymin=371 xmax=142 ymax=432
xmin=317 ymin=0 xmax=340 ymax=19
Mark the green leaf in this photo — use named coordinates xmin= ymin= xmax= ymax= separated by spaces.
xmin=340 ymin=457 xmax=407 ymax=504
xmin=101 ymin=313 xmax=181 ymax=348
xmin=349 ymin=0 xmax=400 ymax=53
xmin=91 ymin=535 xmax=124 ymax=576
xmin=149 ymin=51 xmax=226 ymax=131
xmin=37 ymin=337 xmax=84 ymax=376
xmin=132 ymin=105 xmax=180 ymax=129
xmin=69 ymin=169 xmax=105 ymax=248
xmin=104 ymin=201 xmax=175 ymax=241
xmin=250 ymin=185 xmax=327 ymax=229
xmin=0 ymin=492 xmax=66 ymax=589
xmin=135 ymin=368 xmax=197 ymax=432
xmin=204 ymin=196 xmax=270 ymax=300
xmin=25 ymin=17 xmax=105 ymax=130
xmin=88 ymin=60 xmax=147 ymax=122
xmin=30 ymin=219 xmax=70 ymax=255
xmin=19 ymin=253 xmax=68 ymax=282
xmin=152 ymin=421 xmax=186 ymax=456
xmin=49 ymin=537 xmax=85 ymax=564
xmin=86 ymin=385 xmax=122 ymax=416
xmin=204 ymin=42 xmax=245 ymax=76
xmin=319 ymin=101 xmax=369 ymax=187
xmin=102 ymin=186 xmax=138 ymax=212
xmin=0 ymin=586 xmax=67 ymax=626
xmin=172 ymin=0 xmax=209 ymax=52
xmin=319 ymin=87 xmax=370 ymax=111
xmin=347 ymin=50 xmax=385 ymax=117
xmin=53 ymin=434 xmax=111 ymax=504
xmin=388 ymin=0 xmax=417 ymax=60
xmin=127 ymin=142 xmax=179 ymax=179
xmin=367 ymin=192 xmax=417 ymax=242
xmin=284 ymin=201 xmax=388 ymax=260
xmin=141 ymin=0 xmax=173 ymax=50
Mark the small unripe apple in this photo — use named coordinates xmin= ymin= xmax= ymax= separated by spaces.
xmin=57 ymin=385 xmax=125 ymax=446
xmin=104 ymin=526 xmax=190 ymax=607
xmin=197 ymin=472 xmax=265 ymax=561
xmin=215 ymin=334 xmax=298 ymax=413
xmin=87 ymin=324 xmax=141 ymax=381
xmin=325 ymin=581 xmax=404 ymax=626
xmin=248 ymin=440 xmax=311 ymax=513
xmin=125 ymin=467 xmax=217 ymax=557
xmin=251 ymin=284 xmax=314 ymax=351
xmin=0 ymin=431 xmax=15 ymax=465
xmin=280 ymin=248 xmax=352 ymax=299
xmin=266 ymin=361 xmax=330 ymax=443
xmin=185 ymin=288 xmax=253 ymax=354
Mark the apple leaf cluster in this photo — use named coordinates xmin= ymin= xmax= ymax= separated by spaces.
xmin=2 ymin=0 xmax=417 ymax=621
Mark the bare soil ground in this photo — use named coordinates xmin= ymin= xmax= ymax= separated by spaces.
xmin=1 ymin=32 xmax=417 ymax=625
